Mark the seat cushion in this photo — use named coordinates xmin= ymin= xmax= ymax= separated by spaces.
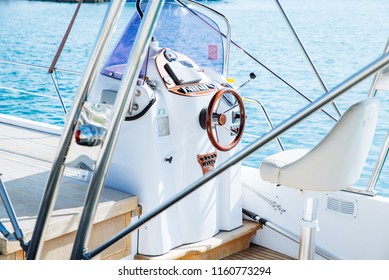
xmin=260 ymin=149 xmax=309 ymax=185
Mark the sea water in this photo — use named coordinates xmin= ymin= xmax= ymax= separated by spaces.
xmin=0 ymin=0 xmax=389 ymax=195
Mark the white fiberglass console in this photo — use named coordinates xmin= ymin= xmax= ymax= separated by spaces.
xmin=87 ymin=2 xmax=245 ymax=256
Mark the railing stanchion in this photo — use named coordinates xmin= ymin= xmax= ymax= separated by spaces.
xmin=367 ymin=131 xmax=389 ymax=193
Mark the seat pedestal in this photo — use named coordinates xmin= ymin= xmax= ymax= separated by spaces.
xmin=299 ymin=192 xmax=319 ymax=260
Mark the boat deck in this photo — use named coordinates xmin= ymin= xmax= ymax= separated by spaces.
xmin=135 ymin=219 xmax=294 ymax=260
xmin=223 ymin=243 xmax=294 ymax=260
xmin=135 ymin=220 xmax=261 ymax=260
xmin=0 ymin=119 xmax=292 ymax=260
xmin=0 ymin=120 xmax=138 ymax=259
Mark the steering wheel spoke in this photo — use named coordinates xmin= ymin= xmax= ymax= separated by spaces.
xmin=213 ymin=124 xmax=220 ymax=144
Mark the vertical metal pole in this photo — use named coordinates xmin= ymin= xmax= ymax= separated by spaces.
xmin=70 ymin=0 xmax=165 ymax=260
xmin=274 ymin=0 xmax=342 ymax=118
xmin=368 ymin=37 xmax=389 ymax=97
xmin=366 ymin=38 xmax=389 ymax=192
xmin=367 ymin=131 xmax=389 ymax=193
xmin=299 ymin=193 xmax=319 ymax=260
xmin=49 ymin=72 xmax=68 ymax=116
xmin=0 ymin=176 xmax=24 ymax=241
xmin=26 ymin=0 xmax=127 ymax=260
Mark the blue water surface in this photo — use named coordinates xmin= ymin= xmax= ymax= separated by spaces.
xmin=0 ymin=0 xmax=389 ymax=195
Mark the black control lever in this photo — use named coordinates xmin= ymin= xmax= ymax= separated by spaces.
xmin=237 ymin=72 xmax=256 ymax=91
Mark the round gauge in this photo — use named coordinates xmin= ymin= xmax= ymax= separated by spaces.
xmin=164 ymin=49 xmax=178 ymax=62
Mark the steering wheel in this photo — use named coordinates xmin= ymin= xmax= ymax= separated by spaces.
xmin=205 ymin=88 xmax=245 ymax=151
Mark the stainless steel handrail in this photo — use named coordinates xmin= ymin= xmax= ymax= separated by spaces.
xmin=361 ymin=37 xmax=389 ymax=194
xmin=26 ymin=0 xmax=127 ymax=260
xmin=368 ymin=37 xmax=389 ymax=97
xmin=49 ymin=71 xmax=68 ymax=115
xmin=0 ymin=176 xmax=24 ymax=242
xmin=367 ymin=131 xmax=389 ymax=193
xmin=70 ymin=0 xmax=165 ymax=260
xmin=85 ymin=51 xmax=389 ymax=260
xmin=242 ymin=96 xmax=285 ymax=151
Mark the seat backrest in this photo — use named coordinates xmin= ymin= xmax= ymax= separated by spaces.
xmin=280 ymin=97 xmax=379 ymax=191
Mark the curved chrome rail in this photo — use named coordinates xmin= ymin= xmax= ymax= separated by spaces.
xmin=242 ymin=96 xmax=285 ymax=151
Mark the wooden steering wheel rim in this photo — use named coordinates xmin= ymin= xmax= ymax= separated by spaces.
xmin=205 ymin=88 xmax=245 ymax=151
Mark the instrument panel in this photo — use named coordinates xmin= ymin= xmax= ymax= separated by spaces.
xmin=155 ymin=48 xmax=217 ymax=96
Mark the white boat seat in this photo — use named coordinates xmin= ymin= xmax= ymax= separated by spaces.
xmin=259 ymin=97 xmax=378 ymax=259
xmin=260 ymin=97 xmax=379 ymax=192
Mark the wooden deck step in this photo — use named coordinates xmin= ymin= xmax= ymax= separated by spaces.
xmin=135 ymin=220 xmax=261 ymax=260
xmin=0 ymin=120 xmax=139 ymax=260
xmin=223 ymin=243 xmax=294 ymax=260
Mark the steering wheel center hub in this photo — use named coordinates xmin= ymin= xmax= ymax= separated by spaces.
xmin=218 ymin=113 xmax=227 ymax=126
